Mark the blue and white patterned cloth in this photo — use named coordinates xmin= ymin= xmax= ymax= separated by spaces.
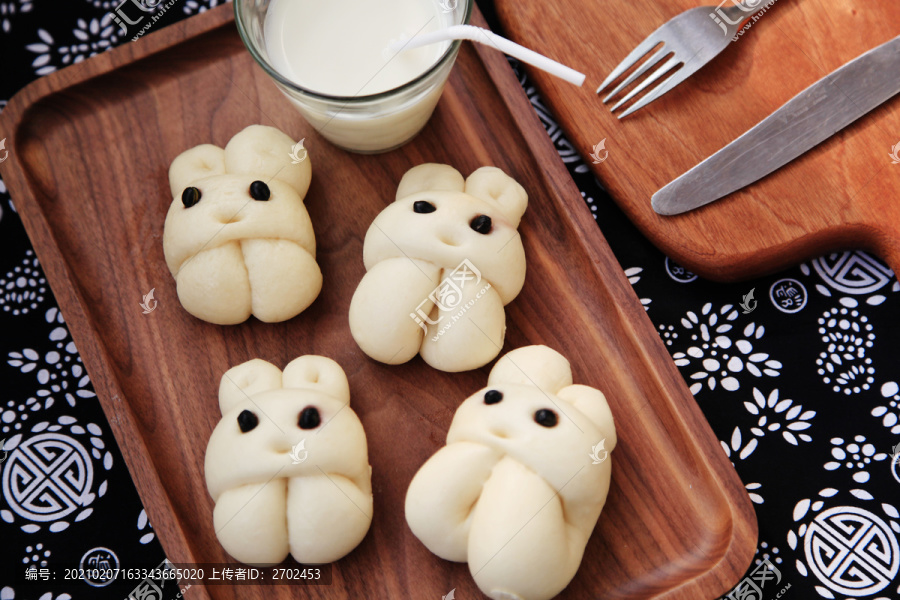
xmin=1 ymin=1 xmax=898 ymax=598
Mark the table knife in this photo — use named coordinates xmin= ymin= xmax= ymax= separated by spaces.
xmin=652 ymin=35 xmax=900 ymax=216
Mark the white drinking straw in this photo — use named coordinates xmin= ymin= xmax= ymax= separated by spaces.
xmin=389 ymin=25 xmax=585 ymax=87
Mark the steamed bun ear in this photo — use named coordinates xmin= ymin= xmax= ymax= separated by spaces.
xmin=282 ymin=356 xmax=351 ymax=404
xmin=464 ymin=166 xmax=528 ymax=228
xmin=218 ymin=359 xmax=284 ymax=415
xmin=223 ymin=125 xmax=312 ymax=197
xmin=488 ymin=345 xmax=572 ymax=395
xmin=557 ymin=385 xmax=617 ymax=451
xmin=168 ymin=144 xmax=226 ymax=197
xmin=396 ymin=163 xmax=465 ymax=200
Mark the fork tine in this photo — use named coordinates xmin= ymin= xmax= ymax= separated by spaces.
xmin=611 ymin=56 xmax=682 ymax=115
xmin=601 ymin=46 xmax=671 ymax=103
xmin=616 ymin=55 xmax=708 ymax=118
xmin=596 ymin=32 xmax=667 ymax=94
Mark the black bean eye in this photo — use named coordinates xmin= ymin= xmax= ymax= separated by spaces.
xmin=484 ymin=390 xmax=503 ymax=405
xmin=249 ymin=180 xmax=270 ymax=201
xmin=470 ymin=215 xmax=492 ymax=234
xmin=182 ymin=187 xmax=201 ymax=208
xmin=534 ymin=409 xmax=558 ymax=428
xmin=298 ymin=406 xmax=321 ymax=430
xmin=413 ymin=200 xmax=436 ymax=214
xmin=237 ymin=409 xmax=259 ymax=433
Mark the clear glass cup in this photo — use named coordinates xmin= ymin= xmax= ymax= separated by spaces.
xmin=235 ymin=0 xmax=473 ymax=154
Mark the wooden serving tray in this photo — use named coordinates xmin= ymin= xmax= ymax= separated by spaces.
xmin=0 ymin=5 xmax=755 ymax=599
xmin=496 ymin=0 xmax=900 ymax=282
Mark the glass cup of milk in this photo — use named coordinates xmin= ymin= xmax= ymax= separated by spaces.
xmin=235 ymin=0 xmax=472 ymax=153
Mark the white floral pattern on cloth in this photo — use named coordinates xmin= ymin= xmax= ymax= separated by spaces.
xmin=182 ymin=0 xmax=229 ymax=15
xmin=85 ymin=0 xmax=122 ymax=11
xmin=579 ymin=190 xmax=600 ymax=221
xmin=26 ymin=18 xmax=123 ymax=76
xmin=7 ymin=308 xmax=96 ymax=409
xmin=809 ymin=251 xmax=896 ymax=296
xmin=1 ymin=398 xmax=36 ymax=436
xmin=21 ymin=542 xmax=51 ymax=569
xmin=824 ymin=436 xmax=891 ymax=484
xmin=723 ymin=388 xmax=816 ymax=462
xmin=744 ymin=482 xmax=763 ymax=505
xmin=788 ymin=487 xmax=900 ymax=599
xmin=755 ymin=541 xmax=784 ymax=566
xmin=722 ymin=426 xmax=758 ymax=461
xmin=625 ymin=266 xmax=651 ymax=311
xmin=137 ymin=508 xmax=155 ymax=545
xmin=0 ymin=588 xmax=71 ymax=600
xmin=870 ymin=382 xmax=900 ymax=435
xmin=0 ymin=250 xmax=47 ymax=316
xmin=1 ymin=415 xmax=112 ymax=533
xmin=816 ymin=298 xmax=876 ymax=395
xmin=744 ymin=388 xmax=815 ymax=446
xmin=669 ymin=303 xmax=782 ymax=394
xmin=657 ymin=323 xmax=678 ymax=347
xmin=0 ymin=0 xmax=33 ymax=33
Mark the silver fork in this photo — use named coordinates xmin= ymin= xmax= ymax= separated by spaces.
xmin=597 ymin=3 xmax=756 ymax=118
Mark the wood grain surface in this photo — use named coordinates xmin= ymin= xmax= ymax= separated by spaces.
xmin=496 ymin=0 xmax=900 ymax=282
xmin=0 ymin=5 xmax=756 ymax=599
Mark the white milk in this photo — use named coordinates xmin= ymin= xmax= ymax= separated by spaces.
xmin=265 ymin=0 xmax=449 ymax=97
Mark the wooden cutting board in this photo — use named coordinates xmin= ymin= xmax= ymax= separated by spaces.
xmin=496 ymin=0 xmax=900 ymax=281
xmin=0 ymin=4 xmax=755 ymax=599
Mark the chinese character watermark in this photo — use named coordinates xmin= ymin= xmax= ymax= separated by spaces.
xmin=109 ymin=0 xmax=161 ymax=34
xmin=589 ymin=439 xmax=609 ymax=464
xmin=409 ymin=259 xmax=492 ymax=341
xmin=728 ymin=0 xmax=780 ymax=42
xmin=726 ymin=559 xmax=790 ymax=600
xmin=126 ymin=558 xmax=191 ymax=600
xmin=739 ymin=288 xmax=757 ymax=314
xmin=709 ymin=0 xmax=766 ymax=36
xmin=140 ymin=288 xmax=158 ymax=314
xmin=289 ymin=440 xmax=308 ymax=465
xmin=108 ymin=0 xmax=183 ymax=41
xmin=590 ymin=139 xmax=608 ymax=164
xmin=289 ymin=138 xmax=308 ymax=164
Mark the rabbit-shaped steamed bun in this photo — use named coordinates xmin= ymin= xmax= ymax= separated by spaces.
xmin=164 ymin=125 xmax=321 ymax=325
xmin=405 ymin=345 xmax=617 ymax=600
xmin=349 ymin=163 xmax=528 ymax=372
xmin=205 ymin=355 xmax=372 ymax=566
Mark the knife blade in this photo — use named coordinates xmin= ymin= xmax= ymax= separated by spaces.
xmin=652 ymin=35 xmax=900 ymax=216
